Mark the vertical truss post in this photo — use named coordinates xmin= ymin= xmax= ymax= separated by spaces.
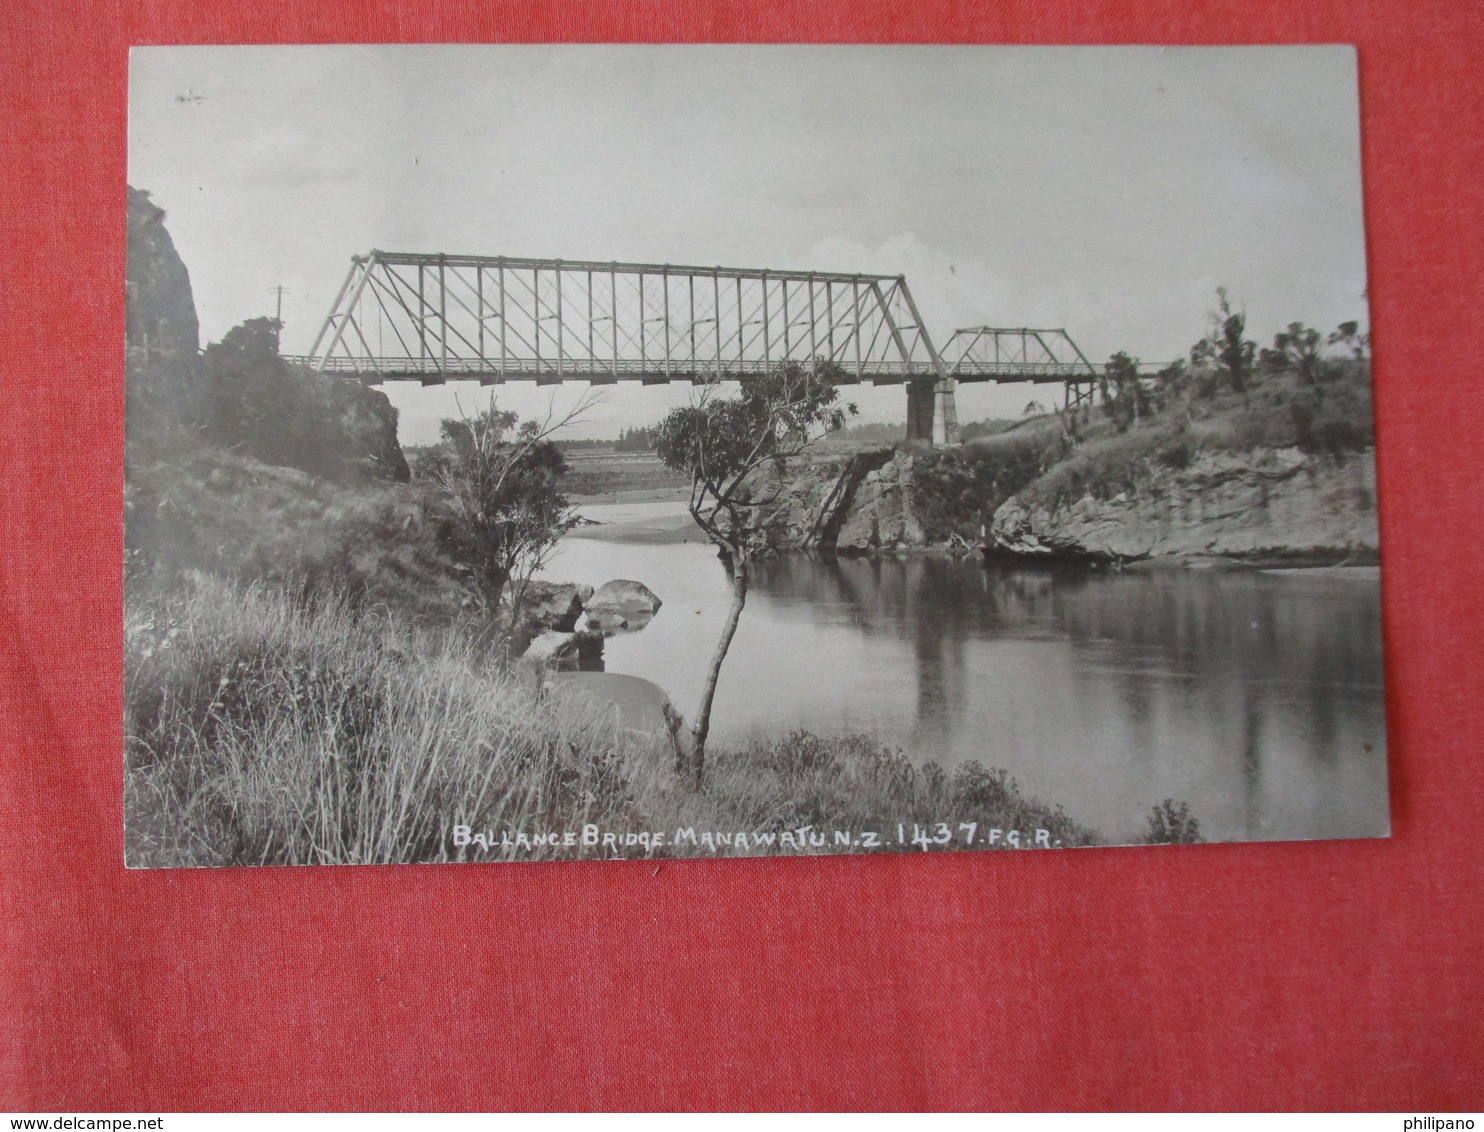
xmin=416 ymin=264 xmax=427 ymax=361
xmin=438 ymin=255 xmax=447 ymax=377
xmin=807 ymin=275 xmax=818 ymax=367
xmin=687 ymin=274 xmax=696 ymax=376
xmin=713 ymin=271 xmax=722 ymax=380
xmin=825 ymin=281 xmax=835 ymax=365
xmin=761 ymin=272 xmax=771 ymax=372
xmin=782 ymin=278 xmax=791 ymax=361
xmin=851 ymin=277 xmax=862 ymax=381
xmin=552 ymin=262 xmax=560 ymax=379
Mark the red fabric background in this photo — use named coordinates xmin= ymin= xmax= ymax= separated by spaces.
xmin=2 ymin=0 xmax=1481 ymax=1112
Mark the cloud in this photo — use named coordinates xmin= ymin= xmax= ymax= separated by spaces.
xmin=806 ymin=233 xmax=1064 ymax=340
xmin=227 ymin=124 xmax=361 ymax=187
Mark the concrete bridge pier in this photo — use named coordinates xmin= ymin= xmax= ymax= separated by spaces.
xmin=906 ymin=377 xmax=961 ymax=445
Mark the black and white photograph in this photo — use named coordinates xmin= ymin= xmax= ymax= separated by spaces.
xmin=124 ymin=44 xmax=1387 ymax=866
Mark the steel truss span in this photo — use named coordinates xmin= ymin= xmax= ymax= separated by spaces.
xmin=941 ymin=327 xmax=1100 ymax=382
xmin=296 ymin=252 xmax=951 ymax=391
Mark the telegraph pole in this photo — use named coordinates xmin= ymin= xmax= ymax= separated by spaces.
xmin=268 ymin=285 xmax=291 ymax=352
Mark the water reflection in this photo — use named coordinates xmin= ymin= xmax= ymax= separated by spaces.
xmin=542 ymin=514 xmax=1388 ymax=844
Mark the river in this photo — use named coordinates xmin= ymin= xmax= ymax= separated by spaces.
xmin=540 ymin=501 xmax=1390 ymax=844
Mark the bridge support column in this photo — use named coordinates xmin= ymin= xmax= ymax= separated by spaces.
xmin=905 ymin=378 xmax=961 ymax=445
xmin=906 ymin=379 xmax=935 ymax=443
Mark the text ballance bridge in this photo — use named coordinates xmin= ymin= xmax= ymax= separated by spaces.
xmin=290 ymin=251 xmax=1107 ymax=445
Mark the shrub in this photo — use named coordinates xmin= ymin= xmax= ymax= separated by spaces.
xmin=911 ymin=427 xmax=1062 ymax=541
xmin=1018 ymin=424 xmax=1196 ymax=510
xmin=691 ymin=731 xmax=1096 ymax=852
xmin=1146 ymin=799 xmax=1203 ymax=845
xmin=124 ymin=440 xmax=472 ymax=621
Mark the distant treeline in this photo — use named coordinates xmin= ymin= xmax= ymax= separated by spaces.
xmin=556 ymin=427 xmax=656 ymax=453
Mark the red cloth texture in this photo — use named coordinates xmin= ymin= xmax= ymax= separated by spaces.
xmin=1 ymin=0 xmax=1481 ymax=1112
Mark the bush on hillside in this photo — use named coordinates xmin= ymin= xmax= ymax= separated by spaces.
xmin=202 ymin=318 xmax=410 ymax=484
xmin=1019 ymin=424 xmax=1197 ymax=510
xmin=124 ymin=438 xmax=470 ymax=620
xmin=910 ymin=426 xmax=1065 ymax=541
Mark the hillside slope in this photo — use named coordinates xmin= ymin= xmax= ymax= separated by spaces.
xmin=739 ymin=361 xmax=1379 ymax=564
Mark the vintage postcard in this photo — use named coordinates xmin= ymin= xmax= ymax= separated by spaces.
xmin=124 ymin=45 xmax=1386 ymax=866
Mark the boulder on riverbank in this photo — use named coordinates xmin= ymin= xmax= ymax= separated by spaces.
xmin=509 ymin=580 xmax=595 ymax=633
xmin=584 ymin=579 xmax=663 ymax=634
xmin=546 ymin=672 xmax=680 ymax=748
xmin=519 ymin=629 xmax=605 ymax=672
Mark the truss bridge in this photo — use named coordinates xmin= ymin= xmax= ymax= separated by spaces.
xmin=289 ymin=251 xmax=960 ymax=443
xmin=288 ymin=251 xmax=1149 ymax=444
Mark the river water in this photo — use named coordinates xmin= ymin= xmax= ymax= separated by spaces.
xmin=541 ymin=501 xmax=1390 ymax=844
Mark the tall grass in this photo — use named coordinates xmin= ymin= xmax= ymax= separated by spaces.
xmin=689 ymin=732 xmax=1094 ymax=853
xmin=126 ymin=577 xmax=1098 ymax=866
xmin=125 ymin=577 xmax=664 ymax=866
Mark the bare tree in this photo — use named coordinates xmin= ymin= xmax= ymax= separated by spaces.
xmin=654 ymin=362 xmax=855 ymax=786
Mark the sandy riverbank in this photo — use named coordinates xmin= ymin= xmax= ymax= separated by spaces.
xmin=567 ymin=498 xmax=704 ymax=545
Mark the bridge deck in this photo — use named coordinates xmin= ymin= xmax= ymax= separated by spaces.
xmin=284 ymin=355 xmax=1095 ymax=385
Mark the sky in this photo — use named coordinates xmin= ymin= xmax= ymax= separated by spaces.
xmin=128 ymin=44 xmax=1369 ymax=441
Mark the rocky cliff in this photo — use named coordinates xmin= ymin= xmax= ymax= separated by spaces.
xmin=745 ymin=435 xmax=1379 ymax=565
xmin=126 ymin=186 xmax=409 ymax=484
xmin=990 ymin=446 xmax=1379 ymax=562
xmin=833 ymin=451 xmax=929 ymax=552
xmin=126 ymin=187 xmax=200 ymax=360
xmin=126 ymin=187 xmax=204 ymax=420
xmin=737 ymin=448 xmax=933 ymax=555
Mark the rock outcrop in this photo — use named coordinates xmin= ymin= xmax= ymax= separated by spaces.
xmin=735 ymin=448 xmax=935 ymax=555
xmin=519 ymin=629 xmax=605 ymax=672
xmin=126 ymin=186 xmax=410 ymax=484
xmin=126 ymin=187 xmax=205 ymax=421
xmin=990 ymin=447 xmax=1379 ymax=561
xmin=583 ymin=579 xmax=663 ymax=634
xmin=126 ymin=187 xmax=200 ymax=362
xmin=834 ymin=452 xmax=927 ymax=552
